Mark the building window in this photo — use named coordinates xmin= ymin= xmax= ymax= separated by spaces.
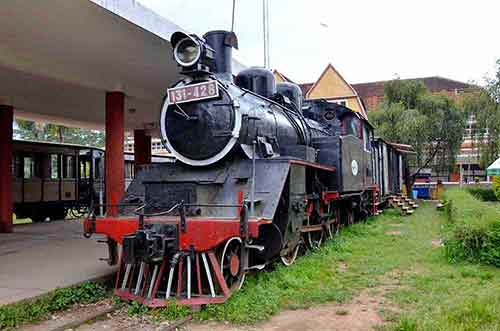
xmin=328 ymin=99 xmax=347 ymax=107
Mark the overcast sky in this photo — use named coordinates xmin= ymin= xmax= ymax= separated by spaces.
xmin=138 ymin=0 xmax=500 ymax=85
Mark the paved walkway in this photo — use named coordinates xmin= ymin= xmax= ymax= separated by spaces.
xmin=0 ymin=220 xmax=116 ymax=305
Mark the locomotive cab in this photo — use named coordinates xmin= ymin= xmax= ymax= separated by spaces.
xmin=338 ymin=111 xmax=374 ymax=192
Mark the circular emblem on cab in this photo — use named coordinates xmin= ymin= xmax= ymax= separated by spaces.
xmin=351 ymin=160 xmax=359 ymax=176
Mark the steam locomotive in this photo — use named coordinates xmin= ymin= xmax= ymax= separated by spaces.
xmin=84 ymin=30 xmax=411 ymax=307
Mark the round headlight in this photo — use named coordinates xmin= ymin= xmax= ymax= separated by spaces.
xmin=174 ymin=37 xmax=201 ymax=67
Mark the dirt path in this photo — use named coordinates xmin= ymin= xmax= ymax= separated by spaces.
xmin=186 ymin=290 xmax=386 ymax=331
xmin=71 ymin=285 xmax=396 ymax=331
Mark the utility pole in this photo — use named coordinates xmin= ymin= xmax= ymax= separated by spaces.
xmin=467 ymin=116 xmax=472 ymax=184
xmin=262 ymin=0 xmax=270 ymax=68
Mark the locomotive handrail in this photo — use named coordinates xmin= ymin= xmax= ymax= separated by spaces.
xmin=184 ymin=203 xmax=244 ymax=208
xmin=87 ymin=202 xmax=246 ymax=218
xmin=128 ymin=202 xmax=245 ymax=218
xmin=128 ymin=201 xmax=248 ymax=234
xmin=89 ymin=203 xmax=145 ymax=208
xmin=130 ymin=203 xmax=181 ymax=217
xmin=86 ymin=201 xmax=249 ymax=235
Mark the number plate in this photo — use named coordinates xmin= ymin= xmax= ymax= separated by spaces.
xmin=168 ymin=81 xmax=219 ymax=104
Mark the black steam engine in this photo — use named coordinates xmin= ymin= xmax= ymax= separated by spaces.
xmin=84 ymin=30 xmax=410 ymax=307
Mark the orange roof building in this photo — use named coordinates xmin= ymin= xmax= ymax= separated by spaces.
xmin=274 ymin=64 xmax=367 ymax=118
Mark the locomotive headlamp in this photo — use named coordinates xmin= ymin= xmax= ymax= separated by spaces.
xmin=171 ymin=31 xmax=215 ymax=73
xmin=173 ymin=37 xmax=201 ymax=67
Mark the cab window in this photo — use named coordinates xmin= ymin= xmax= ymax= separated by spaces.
xmin=363 ymin=126 xmax=371 ymax=151
xmin=344 ymin=116 xmax=362 ymax=138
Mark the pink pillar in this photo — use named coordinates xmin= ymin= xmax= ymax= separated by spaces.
xmin=133 ymin=129 xmax=151 ymax=169
xmin=105 ymin=92 xmax=125 ymax=217
xmin=0 ymin=105 xmax=13 ymax=233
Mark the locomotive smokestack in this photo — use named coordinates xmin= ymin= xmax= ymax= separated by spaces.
xmin=203 ymin=30 xmax=238 ymax=79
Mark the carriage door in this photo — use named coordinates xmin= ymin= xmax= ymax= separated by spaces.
xmin=78 ymin=149 xmax=94 ymax=202
xmin=93 ymin=150 xmax=105 ymax=212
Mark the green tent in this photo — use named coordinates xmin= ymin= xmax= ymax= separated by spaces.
xmin=486 ymin=157 xmax=500 ymax=176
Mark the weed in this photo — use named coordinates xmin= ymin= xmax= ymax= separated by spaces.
xmin=151 ymin=304 xmax=191 ymax=321
xmin=127 ymin=301 xmax=149 ymax=316
xmin=335 ymin=309 xmax=349 ymax=315
xmin=0 ymin=281 xmax=108 ymax=330
xmin=393 ymin=318 xmax=417 ymax=331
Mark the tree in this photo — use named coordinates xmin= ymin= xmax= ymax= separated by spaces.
xmin=369 ymin=79 xmax=465 ymax=181
xmin=486 ymin=59 xmax=500 ymax=103
xmin=459 ymin=59 xmax=500 ymax=169
xmin=15 ymin=119 xmax=105 ymax=148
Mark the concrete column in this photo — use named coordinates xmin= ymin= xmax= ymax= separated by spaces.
xmin=0 ymin=105 xmax=14 ymax=233
xmin=105 ymin=92 xmax=125 ymax=217
xmin=133 ymin=129 xmax=151 ymax=169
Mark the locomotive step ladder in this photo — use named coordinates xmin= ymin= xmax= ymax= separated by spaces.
xmin=388 ymin=195 xmax=417 ymax=216
xmin=408 ymin=200 xmax=419 ymax=208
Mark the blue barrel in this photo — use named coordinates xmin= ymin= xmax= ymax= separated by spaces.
xmin=412 ymin=189 xmax=419 ymax=199
xmin=415 ymin=187 xmax=430 ymax=199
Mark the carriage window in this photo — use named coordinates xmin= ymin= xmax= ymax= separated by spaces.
xmin=63 ymin=156 xmax=75 ymax=179
xmin=23 ymin=157 xmax=35 ymax=179
xmin=12 ymin=155 xmax=22 ymax=178
xmin=80 ymin=160 xmax=91 ymax=179
xmin=50 ymin=154 xmax=60 ymax=179
xmin=94 ymin=158 xmax=102 ymax=179
xmin=125 ymin=162 xmax=135 ymax=179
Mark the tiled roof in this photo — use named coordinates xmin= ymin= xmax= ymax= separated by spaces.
xmin=298 ymin=83 xmax=314 ymax=96
xmin=352 ymin=76 xmax=475 ymax=99
xmin=273 ymin=69 xmax=296 ymax=84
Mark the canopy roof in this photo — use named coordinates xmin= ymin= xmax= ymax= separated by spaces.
xmin=486 ymin=157 xmax=500 ymax=176
xmin=0 ymin=0 xmax=245 ymax=135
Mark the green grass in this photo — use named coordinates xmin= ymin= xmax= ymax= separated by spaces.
xmin=130 ymin=208 xmax=420 ymax=324
xmin=0 ymin=281 xmax=109 ymax=330
xmin=442 ymin=188 xmax=500 ymax=266
xmin=193 ymin=209 xmax=420 ymax=324
xmin=189 ymin=199 xmax=500 ymax=330
xmin=26 ymin=195 xmax=494 ymax=331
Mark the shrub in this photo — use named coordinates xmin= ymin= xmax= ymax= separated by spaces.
xmin=442 ymin=188 xmax=500 ymax=267
xmin=493 ymin=176 xmax=500 ymax=201
xmin=467 ymin=186 xmax=497 ymax=202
